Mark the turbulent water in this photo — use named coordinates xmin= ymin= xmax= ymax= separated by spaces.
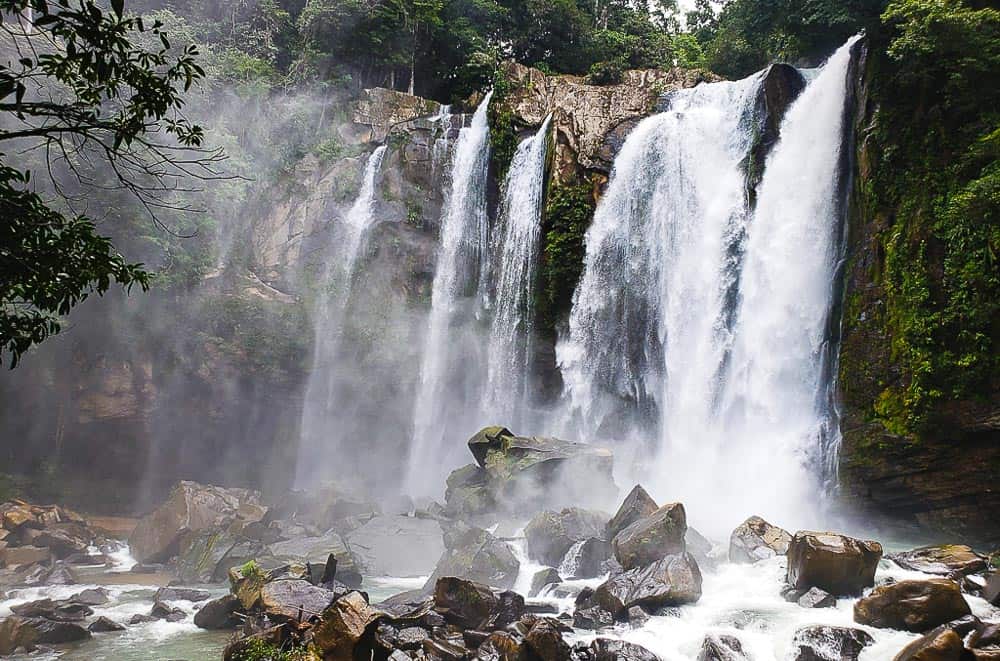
xmin=481 ymin=115 xmax=552 ymax=429
xmin=295 ymin=145 xmax=388 ymax=488
xmin=559 ymin=38 xmax=859 ymax=536
xmin=406 ymin=94 xmax=494 ymax=496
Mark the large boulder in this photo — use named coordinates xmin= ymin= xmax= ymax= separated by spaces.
xmin=0 ymin=617 xmax=37 ymax=656
xmin=889 ymin=545 xmax=988 ymax=577
xmin=425 ymin=525 xmax=519 ymax=590
xmin=612 ymin=503 xmax=687 ymax=570
xmin=854 ymin=579 xmax=971 ymax=633
xmin=128 ymin=481 xmax=266 ymax=563
xmin=607 ymin=485 xmax=659 ymax=539
xmin=194 ymin=595 xmax=242 ymax=630
xmin=594 ymin=552 xmax=702 ymax=616
xmin=524 ymin=617 xmax=572 ymax=661
xmin=530 ymin=568 xmax=562 ymax=597
xmin=433 ymin=577 xmax=498 ymax=629
xmin=260 ymin=579 xmax=342 ymax=622
xmin=312 ymin=591 xmax=379 ymax=658
xmin=589 ymin=638 xmax=660 ymax=661
xmin=264 ymin=485 xmax=380 ymax=533
xmin=728 ymin=516 xmax=792 ymax=563
xmin=789 ymin=626 xmax=874 ymax=661
xmin=893 ymin=625 xmax=967 ymax=661
xmin=21 ymin=618 xmax=91 ymax=645
xmin=176 ymin=528 xmax=265 ymax=584
xmin=268 ymin=531 xmax=362 ymax=587
xmin=345 ymin=515 xmax=444 ymax=577
xmin=785 ymin=532 xmax=882 ymax=596
xmin=525 ymin=509 xmax=608 ymax=567
xmin=985 ymin=573 xmax=1000 ymax=606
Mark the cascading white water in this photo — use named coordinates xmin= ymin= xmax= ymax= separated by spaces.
xmin=405 ymin=94 xmax=493 ymax=496
xmin=481 ymin=116 xmax=552 ymax=428
xmin=295 ymin=145 xmax=388 ymax=487
xmin=431 ymin=104 xmax=453 ymax=176
xmin=560 ymin=38 xmax=858 ymax=536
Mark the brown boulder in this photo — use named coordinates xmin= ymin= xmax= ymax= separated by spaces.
xmin=612 ymin=503 xmax=687 ymax=570
xmin=894 ymin=626 xmax=966 ymax=661
xmin=786 ymin=531 xmax=882 ymax=596
xmin=260 ymin=579 xmax=340 ymax=622
xmin=889 ymin=545 xmax=988 ymax=577
xmin=194 ymin=595 xmax=242 ymax=630
xmin=433 ymin=576 xmax=498 ymax=629
xmin=524 ymin=617 xmax=572 ymax=661
xmin=312 ymin=591 xmax=378 ymax=658
xmin=854 ymin=579 xmax=971 ymax=633
xmin=728 ymin=516 xmax=792 ymax=563
xmin=0 ymin=616 xmax=38 ymax=655
xmin=0 ymin=545 xmax=50 ymax=568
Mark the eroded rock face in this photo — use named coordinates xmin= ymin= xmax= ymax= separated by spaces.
xmin=789 ymin=626 xmax=874 ymax=661
xmin=594 ymin=552 xmax=702 ymax=616
xmin=854 ymin=579 xmax=972 ymax=633
xmin=128 ymin=481 xmax=266 ymax=564
xmin=785 ymin=531 xmax=882 ymax=596
xmin=353 ymin=88 xmax=441 ymax=143
xmin=612 ymin=503 xmax=687 ymax=570
xmin=728 ymin=516 xmax=792 ymax=563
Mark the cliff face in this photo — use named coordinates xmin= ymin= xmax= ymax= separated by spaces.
xmin=837 ymin=42 xmax=1000 ymax=546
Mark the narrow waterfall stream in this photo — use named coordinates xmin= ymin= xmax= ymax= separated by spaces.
xmin=559 ymin=38 xmax=858 ymax=537
xmin=295 ymin=145 xmax=388 ymax=487
xmin=481 ymin=115 xmax=552 ymax=428
xmin=406 ymin=93 xmax=493 ymax=496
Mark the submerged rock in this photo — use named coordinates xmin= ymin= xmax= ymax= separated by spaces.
xmin=728 ymin=516 xmax=792 ymax=563
xmin=785 ymin=531 xmax=882 ymax=596
xmin=853 ymin=579 xmax=972 ymax=633
xmin=789 ymin=625 xmax=874 ymax=661
xmin=607 ymin=485 xmax=659 ymax=540
xmin=798 ymin=587 xmax=836 ymax=609
xmin=594 ymin=552 xmax=702 ymax=616
xmin=612 ymin=503 xmax=687 ymax=570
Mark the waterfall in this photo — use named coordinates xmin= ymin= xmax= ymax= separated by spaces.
xmin=295 ymin=145 xmax=388 ymax=487
xmin=431 ymin=104 xmax=453 ymax=176
xmin=559 ymin=37 xmax=858 ymax=534
xmin=405 ymin=94 xmax=493 ymax=496
xmin=481 ymin=116 xmax=552 ymax=428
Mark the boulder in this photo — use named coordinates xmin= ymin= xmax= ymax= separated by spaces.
xmin=129 ymin=614 xmax=157 ymax=624
xmin=612 ymin=503 xmax=687 ymax=570
xmin=0 ymin=545 xmax=50 ymax=567
xmin=728 ymin=516 xmax=792 ymax=563
xmin=345 ymin=515 xmax=444 ymax=577
xmin=789 ymin=626 xmax=874 ymax=661
xmin=443 ymin=464 xmax=493 ymax=519
xmin=23 ymin=618 xmax=91 ymax=644
xmin=22 ymin=561 xmax=77 ymax=585
xmin=150 ymin=600 xmax=186 ymax=621
xmin=530 ymin=568 xmax=562 ymax=597
xmin=697 ymin=633 xmax=748 ymax=661
xmin=469 ymin=426 xmax=514 ymax=467
xmin=260 ymin=579 xmax=341 ymax=622
xmin=854 ymin=579 xmax=971 ymax=633
xmin=426 ymin=525 xmax=519 ymax=590
xmin=88 ymin=616 xmax=125 ymax=632
xmin=627 ymin=605 xmax=650 ymax=628
xmin=785 ymin=532 xmax=882 ymax=596
xmin=969 ymin=620 xmax=1000 ymax=649
xmin=985 ymin=574 xmax=1000 ymax=606
xmin=70 ymin=587 xmax=110 ymax=606
xmin=562 ymin=538 xmax=611 ymax=579
xmin=268 ymin=531 xmax=363 ymax=587
xmin=594 ymin=552 xmax=702 ymax=616
xmin=889 ymin=545 xmax=988 ymax=577
xmin=526 ymin=509 xmax=608 ymax=566
xmin=590 ymin=638 xmax=660 ymax=661
xmin=484 ymin=590 xmax=526 ymax=631
xmin=524 ymin=617 xmax=572 ymax=661
xmin=607 ymin=485 xmax=659 ymax=539
xmin=893 ymin=626 xmax=966 ymax=661
xmin=798 ymin=587 xmax=836 ymax=609
xmin=0 ymin=617 xmax=37 ymax=656
xmin=128 ymin=481 xmax=266 ymax=563
xmin=686 ymin=527 xmax=717 ymax=570
xmin=573 ymin=606 xmax=614 ymax=630
xmin=176 ymin=528 xmax=265 ymax=584
xmin=312 ymin=591 xmax=378 ymax=658
xmin=194 ymin=595 xmax=242 ymax=630
xmin=433 ymin=577 xmax=498 ymax=629
xmin=423 ymin=637 xmax=469 ymax=660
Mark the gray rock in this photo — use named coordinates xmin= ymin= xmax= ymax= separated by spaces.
xmin=612 ymin=503 xmax=687 ymax=570
xmin=590 ymin=638 xmax=660 ymax=661
xmin=88 ymin=616 xmax=125 ymax=633
xmin=530 ymin=568 xmax=562 ymax=597
xmin=345 ymin=515 xmax=444 ymax=577
xmin=788 ymin=625 xmax=874 ymax=661
xmin=425 ymin=526 xmax=519 ymax=591
xmin=798 ymin=587 xmax=836 ymax=608
xmin=526 ymin=509 xmax=608 ymax=566
xmin=260 ymin=579 xmax=341 ymax=622
xmin=572 ymin=606 xmax=614 ymax=630
xmin=607 ymin=485 xmax=658 ymax=540
xmin=193 ymin=594 xmax=241 ymax=630
xmin=627 ymin=605 xmax=650 ymax=628
xmin=268 ymin=531 xmax=363 ymax=587
xmin=728 ymin=516 xmax=791 ymax=563
xmin=594 ymin=552 xmax=702 ymax=616
xmin=697 ymin=634 xmax=748 ymax=661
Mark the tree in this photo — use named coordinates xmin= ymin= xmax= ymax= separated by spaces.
xmin=1 ymin=0 xmax=216 ymax=365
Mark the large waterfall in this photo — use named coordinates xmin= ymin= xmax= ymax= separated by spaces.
xmin=481 ymin=116 xmax=552 ymax=428
xmin=559 ymin=39 xmax=858 ymax=534
xmin=406 ymin=94 xmax=493 ymax=496
xmin=296 ymin=145 xmax=388 ymax=487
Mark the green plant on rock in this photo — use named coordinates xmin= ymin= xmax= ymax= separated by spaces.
xmin=537 ymin=182 xmax=595 ymax=337
xmin=488 ymin=67 xmax=520 ymax=181
xmin=230 ymin=637 xmax=310 ymax=661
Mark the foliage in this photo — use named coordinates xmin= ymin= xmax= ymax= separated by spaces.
xmin=537 ymin=183 xmax=594 ymax=336
xmin=487 ymin=67 xmax=519 ymax=181
xmin=238 ymin=559 xmax=264 ymax=579
xmin=230 ymin=637 xmax=309 ymax=661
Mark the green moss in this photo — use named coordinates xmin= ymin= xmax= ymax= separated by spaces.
xmin=536 ymin=182 xmax=595 ymax=337
xmin=488 ymin=68 xmax=521 ymax=182
xmin=230 ymin=638 xmax=309 ymax=661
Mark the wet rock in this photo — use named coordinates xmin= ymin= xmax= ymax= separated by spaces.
xmin=798 ymin=587 xmax=836 ymax=608
xmin=312 ymin=591 xmax=378 ymax=658
xmin=345 ymin=515 xmax=444 ymax=577
xmin=31 ymin=525 xmax=92 ymax=559
xmin=423 ymin=637 xmax=469 ymax=660
xmin=194 ymin=594 xmax=242 ymax=630
xmin=594 ymin=552 xmax=702 ymax=616
xmin=484 ymin=590 xmax=525 ymax=630
xmin=854 ymin=579 xmax=971 ymax=633
xmin=607 ymin=485 xmax=659 ymax=540
xmin=526 ymin=509 xmax=609 ymax=567
xmin=789 ymin=625 xmax=874 ymax=661
xmin=0 ymin=616 xmax=37 ymax=656
xmin=128 ymin=481 xmax=265 ymax=564
xmin=397 ymin=626 xmax=430 ymax=650
xmin=24 ymin=618 xmax=92 ymax=644
xmin=88 ymin=616 xmax=125 ymax=632
xmin=567 ymin=538 xmax=612 ymax=579
xmin=627 ymin=605 xmax=650 ymax=628
xmin=785 ymin=531 xmax=882 ymax=596
xmin=893 ymin=625 xmax=966 ymax=661
xmin=0 ymin=545 xmax=51 ymax=567
xmin=530 ymin=568 xmax=562 ymax=597
xmin=728 ymin=516 xmax=792 ymax=563
xmin=70 ymin=587 xmax=110 ymax=605
xmin=983 ymin=574 xmax=1000 ymax=605
xmin=573 ymin=606 xmax=614 ymax=630
xmin=129 ymin=614 xmax=157 ymax=624
xmin=268 ymin=531 xmax=363 ymax=587
xmin=590 ymin=638 xmax=660 ymax=661
xmin=686 ymin=527 xmax=717 ymax=570
xmin=176 ymin=528 xmax=264 ymax=584
xmin=697 ymin=633 xmax=748 ymax=661
xmin=969 ymin=620 xmax=1000 ymax=649
xmin=426 ymin=524 xmax=519 ymax=590
xmin=476 ymin=631 xmax=522 ymax=661
xmin=433 ymin=576 xmax=498 ymax=629
xmin=12 ymin=598 xmax=92 ymax=621
xmin=33 ymin=562 xmax=78 ymax=585
xmin=525 ymin=617 xmax=572 ymax=661
xmin=889 ymin=545 xmax=988 ymax=577
xmin=612 ymin=503 xmax=687 ymax=570
xmin=154 ymin=587 xmax=211 ymax=603
xmin=150 ymin=600 xmax=187 ymax=621
xmin=260 ymin=578 xmax=342 ymax=622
